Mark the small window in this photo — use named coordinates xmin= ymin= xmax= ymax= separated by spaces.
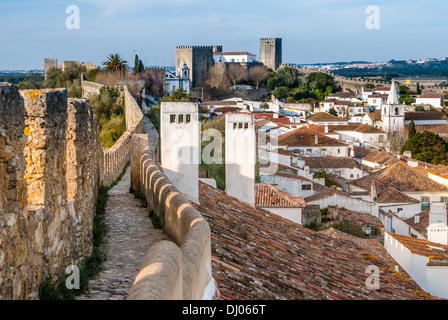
xmin=178 ymin=114 xmax=184 ymax=123
xmin=186 ymin=114 xmax=191 ymax=123
xmin=238 ymin=123 xmax=243 ymax=129
xmin=233 ymin=123 xmax=237 ymax=129
xmin=302 ymin=185 xmax=312 ymax=190
xmin=441 ymin=197 xmax=448 ymax=204
xmin=337 ymin=149 xmax=340 ymax=154
xmin=421 ymin=197 xmax=430 ymax=210
xmin=170 ymin=114 xmax=176 ymax=123
xmin=244 ymin=123 xmax=249 ymax=129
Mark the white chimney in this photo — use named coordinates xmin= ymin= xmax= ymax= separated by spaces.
xmin=407 ymin=160 xmax=418 ymax=168
xmin=325 ymin=125 xmax=329 ymax=134
xmin=273 ymin=113 xmax=279 ymax=119
xmin=414 ymin=215 xmax=420 ymax=224
xmin=427 ymin=202 xmax=448 ymax=245
xmin=160 ymin=102 xmax=199 ymax=203
xmin=315 ymin=134 xmax=319 ymax=145
xmin=350 ymin=148 xmax=355 ymax=158
xmin=225 ymin=113 xmax=255 ymax=206
xmin=404 ymin=151 xmax=412 ymax=158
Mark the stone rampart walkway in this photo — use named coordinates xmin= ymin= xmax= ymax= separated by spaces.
xmin=77 ymin=167 xmax=169 ymax=300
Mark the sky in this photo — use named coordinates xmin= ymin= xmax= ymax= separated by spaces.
xmin=0 ymin=0 xmax=447 ymax=70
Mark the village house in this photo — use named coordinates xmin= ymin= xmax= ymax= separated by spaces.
xmin=350 ymin=161 xmax=448 ymax=218
xmin=254 ymin=183 xmax=306 ymax=224
xmin=415 ymin=93 xmax=444 ymax=109
xmin=384 ymin=201 xmax=448 ymax=300
xmin=275 ymin=127 xmax=349 ymax=157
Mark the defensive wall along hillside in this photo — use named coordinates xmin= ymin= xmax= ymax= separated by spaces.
xmin=0 ymin=80 xmax=213 ymax=300
xmin=81 ymin=78 xmax=215 ymax=300
xmin=0 ymin=82 xmax=142 ymax=299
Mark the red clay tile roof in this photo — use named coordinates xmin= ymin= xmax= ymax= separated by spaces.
xmin=278 ymin=127 xmax=347 ymax=147
xmin=354 ymin=147 xmax=400 ymax=166
xmin=255 ymin=184 xmax=306 ymax=208
xmin=328 ymin=124 xmax=385 ymax=134
xmin=387 ymin=233 xmax=448 ymax=260
xmin=193 ymin=182 xmax=435 ymax=300
xmin=308 ymin=124 xmax=337 ymax=134
xmin=203 ymin=100 xmax=238 ymax=106
xmin=352 ymin=162 xmax=448 ymax=193
xmin=405 ymin=111 xmax=447 ymax=121
xmin=306 ymin=112 xmax=347 ymax=122
xmin=365 ymin=110 xmax=382 ymax=122
xmin=213 ymin=106 xmax=241 ymax=114
xmin=304 ymin=156 xmax=359 ymax=169
xmin=253 ymin=113 xmax=291 ymax=124
xmin=417 ymin=93 xmax=443 ymax=99
xmin=404 ymin=210 xmax=430 ymax=237
xmin=416 ymin=124 xmax=448 ymax=134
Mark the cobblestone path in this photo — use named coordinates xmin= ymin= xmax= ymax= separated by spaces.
xmin=77 ymin=167 xmax=170 ymax=300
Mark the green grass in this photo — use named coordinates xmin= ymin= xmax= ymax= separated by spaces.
xmin=38 ymin=162 xmax=130 ymax=300
xmin=129 ymin=187 xmax=162 ymax=230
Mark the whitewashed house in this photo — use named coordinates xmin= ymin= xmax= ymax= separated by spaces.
xmin=415 ymin=93 xmax=443 ymax=109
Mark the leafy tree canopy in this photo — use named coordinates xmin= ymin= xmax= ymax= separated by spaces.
xmin=401 ymin=130 xmax=448 ymax=165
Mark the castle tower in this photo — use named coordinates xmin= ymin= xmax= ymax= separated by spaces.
xmin=260 ymin=38 xmax=282 ymax=70
xmin=427 ymin=201 xmax=448 ymax=245
xmin=44 ymin=58 xmax=58 ymax=80
xmin=381 ymin=80 xmax=405 ymax=133
xmin=225 ymin=113 xmax=256 ymax=206
xmin=160 ymin=102 xmax=199 ymax=203
xmin=175 ymin=46 xmax=218 ymax=88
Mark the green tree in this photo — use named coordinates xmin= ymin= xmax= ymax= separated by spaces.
xmin=163 ymin=87 xmax=195 ymax=102
xmin=408 ymin=119 xmax=416 ymax=139
xmin=328 ymin=108 xmax=338 ymax=116
xmin=133 ymin=54 xmax=144 ymax=75
xmin=267 ymin=67 xmax=301 ymax=90
xmin=307 ymin=72 xmax=334 ymax=91
xmin=401 ymin=131 xmax=448 ymax=165
xmin=259 ymin=102 xmax=269 ymax=110
xmin=102 ymin=53 xmax=129 ymax=72
xmin=416 ymin=82 xmax=421 ymax=95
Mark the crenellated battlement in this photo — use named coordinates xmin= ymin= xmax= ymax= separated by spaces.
xmin=176 ymin=45 xmax=216 ymax=50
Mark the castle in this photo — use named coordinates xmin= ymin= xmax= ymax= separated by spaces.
xmin=175 ymin=38 xmax=283 ymax=89
xmin=44 ymin=59 xmax=99 ymax=80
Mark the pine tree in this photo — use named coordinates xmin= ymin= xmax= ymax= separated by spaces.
xmin=408 ymin=119 xmax=416 ymax=139
xmin=416 ymin=82 xmax=421 ymax=95
xmin=133 ymin=54 xmax=140 ymax=75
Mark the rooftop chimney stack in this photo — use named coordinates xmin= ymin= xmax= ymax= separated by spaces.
xmin=315 ymin=134 xmax=319 ymax=145
xmin=427 ymin=201 xmax=448 ymax=246
xmin=225 ymin=113 xmax=255 ymax=206
xmin=161 ymin=102 xmax=200 ymax=203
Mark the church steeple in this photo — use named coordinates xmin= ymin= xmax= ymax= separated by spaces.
xmin=387 ymin=79 xmax=400 ymax=105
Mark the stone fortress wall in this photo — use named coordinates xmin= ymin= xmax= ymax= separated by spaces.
xmin=1 ymin=79 xmax=212 ymax=300
xmin=127 ymin=142 xmax=215 ymax=300
xmin=281 ymin=63 xmax=447 ymax=94
xmin=0 ymin=79 xmax=144 ymax=299
xmin=0 ymin=85 xmax=103 ymax=299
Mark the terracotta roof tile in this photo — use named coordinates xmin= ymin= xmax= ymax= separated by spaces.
xmin=255 ymin=183 xmax=306 ymax=208
xmin=193 ymin=182 xmax=436 ymax=300
xmin=278 ymin=127 xmax=348 ymax=147
xmin=306 ymin=112 xmax=347 ymax=122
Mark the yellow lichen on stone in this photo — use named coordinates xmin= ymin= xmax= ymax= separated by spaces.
xmin=24 ymin=126 xmax=31 ymax=136
xmin=25 ymin=90 xmax=43 ymax=101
